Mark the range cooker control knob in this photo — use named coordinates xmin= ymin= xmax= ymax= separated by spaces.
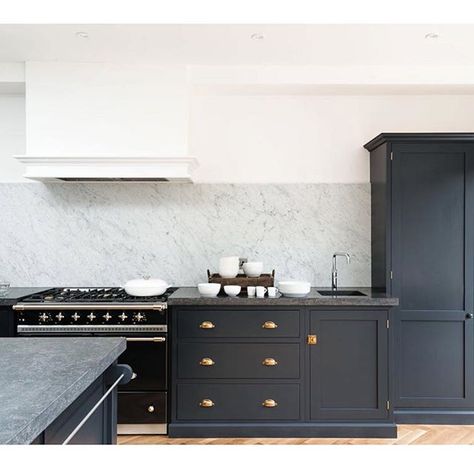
xmin=103 ymin=312 xmax=112 ymax=322
xmin=87 ymin=312 xmax=96 ymax=322
xmin=71 ymin=312 xmax=80 ymax=322
xmin=118 ymin=312 xmax=128 ymax=322
xmin=39 ymin=312 xmax=50 ymax=323
xmin=133 ymin=312 xmax=146 ymax=323
xmin=56 ymin=312 xmax=65 ymax=322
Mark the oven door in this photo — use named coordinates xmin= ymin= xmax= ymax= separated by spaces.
xmin=106 ymin=333 xmax=168 ymax=435
xmin=115 ymin=335 xmax=167 ymax=392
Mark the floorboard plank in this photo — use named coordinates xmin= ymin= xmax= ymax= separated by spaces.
xmin=118 ymin=425 xmax=474 ymax=445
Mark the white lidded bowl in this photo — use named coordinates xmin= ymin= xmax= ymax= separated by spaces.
xmin=242 ymin=262 xmax=263 ymax=278
xmin=198 ymin=283 xmax=221 ymax=297
xmin=224 ymin=285 xmax=241 ymax=297
xmin=124 ymin=278 xmax=169 ymax=297
xmin=278 ymin=281 xmax=311 ymax=297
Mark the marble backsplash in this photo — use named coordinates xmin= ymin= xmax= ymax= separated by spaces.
xmin=0 ymin=183 xmax=371 ymax=287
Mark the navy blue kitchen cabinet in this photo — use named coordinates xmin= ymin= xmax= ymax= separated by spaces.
xmin=309 ymin=310 xmax=389 ymax=421
xmin=0 ymin=309 xmax=11 ymax=337
xmin=169 ymin=306 xmax=395 ymax=437
xmin=365 ymin=133 xmax=474 ymax=424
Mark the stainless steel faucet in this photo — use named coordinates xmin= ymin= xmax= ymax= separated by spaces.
xmin=331 ymin=252 xmax=350 ymax=291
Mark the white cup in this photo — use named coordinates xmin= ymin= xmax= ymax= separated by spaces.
xmin=247 ymin=286 xmax=256 ymax=297
xmin=256 ymin=286 xmax=267 ymax=298
xmin=219 ymin=256 xmax=239 ymax=278
xmin=268 ymin=287 xmax=278 ymax=298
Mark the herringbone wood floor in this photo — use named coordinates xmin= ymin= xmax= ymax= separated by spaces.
xmin=118 ymin=425 xmax=474 ymax=444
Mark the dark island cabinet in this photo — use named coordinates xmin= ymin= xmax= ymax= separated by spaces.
xmin=365 ymin=133 xmax=474 ymax=424
xmin=169 ymin=306 xmax=395 ymax=438
xmin=309 ymin=310 xmax=389 ymax=421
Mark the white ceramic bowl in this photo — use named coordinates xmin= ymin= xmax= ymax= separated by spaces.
xmin=224 ymin=285 xmax=241 ymax=297
xmin=219 ymin=256 xmax=240 ymax=278
xmin=124 ymin=278 xmax=169 ymax=297
xmin=278 ymin=281 xmax=311 ymax=297
xmin=198 ymin=283 xmax=221 ymax=297
xmin=243 ymin=262 xmax=263 ymax=278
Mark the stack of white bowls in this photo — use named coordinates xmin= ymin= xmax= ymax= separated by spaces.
xmin=219 ymin=256 xmax=240 ymax=278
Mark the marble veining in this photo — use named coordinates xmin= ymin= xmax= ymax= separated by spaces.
xmin=0 ymin=183 xmax=370 ymax=287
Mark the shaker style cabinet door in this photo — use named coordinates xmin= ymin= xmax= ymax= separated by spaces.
xmin=391 ymin=143 xmax=474 ymax=408
xmin=309 ymin=310 xmax=389 ymax=421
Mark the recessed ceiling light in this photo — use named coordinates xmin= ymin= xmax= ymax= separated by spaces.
xmin=250 ymin=33 xmax=265 ymax=41
xmin=425 ymin=33 xmax=439 ymax=40
xmin=75 ymin=31 xmax=89 ymax=39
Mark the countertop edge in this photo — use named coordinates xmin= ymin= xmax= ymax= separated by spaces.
xmin=168 ymin=299 xmax=399 ymax=306
xmin=6 ymin=338 xmax=126 ymax=445
xmin=168 ymin=287 xmax=398 ymax=307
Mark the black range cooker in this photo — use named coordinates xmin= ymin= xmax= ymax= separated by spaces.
xmin=13 ymin=287 xmax=176 ymax=435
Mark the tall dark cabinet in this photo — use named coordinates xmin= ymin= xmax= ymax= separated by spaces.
xmin=365 ymin=133 xmax=474 ymax=424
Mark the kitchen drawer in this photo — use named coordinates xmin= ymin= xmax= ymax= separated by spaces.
xmin=177 ymin=309 xmax=300 ymax=338
xmin=177 ymin=342 xmax=300 ymax=379
xmin=118 ymin=391 xmax=166 ymax=424
xmin=176 ymin=383 xmax=300 ymax=421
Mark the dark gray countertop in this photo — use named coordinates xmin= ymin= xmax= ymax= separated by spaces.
xmin=168 ymin=287 xmax=398 ymax=306
xmin=0 ymin=287 xmax=50 ymax=306
xmin=0 ymin=337 xmax=126 ymax=445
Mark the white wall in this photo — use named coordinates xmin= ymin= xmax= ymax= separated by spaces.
xmin=25 ymin=62 xmax=190 ymax=156
xmin=189 ymin=93 xmax=474 ymax=183
xmin=0 ymin=94 xmax=25 ymax=181
xmin=3 ymin=61 xmax=474 ymax=183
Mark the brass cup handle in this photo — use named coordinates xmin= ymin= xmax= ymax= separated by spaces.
xmin=262 ymin=321 xmax=278 ymax=329
xmin=200 ymin=399 xmax=215 ymax=408
xmin=199 ymin=357 xmax=215 ymax=366
xmin=147 ymin=405 xmax=155 ymax=413
xmin=262 ymin=358 xmax=278 ymax=366
xmin=200 ymin=321 xmax=216 ymax=329
xmin=262 ymin=399 xmax=278 ymax=408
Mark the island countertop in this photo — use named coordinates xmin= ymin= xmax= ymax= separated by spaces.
xmin=0 ymin=337 xmax=126 ymax=445
xmin=168 ymin=287 xmax=398 ymax=306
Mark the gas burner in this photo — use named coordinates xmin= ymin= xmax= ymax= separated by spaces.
xmin=21 ymin=287 xmax=177 ymax=304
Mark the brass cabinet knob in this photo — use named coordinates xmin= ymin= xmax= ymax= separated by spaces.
xmin=199 ymin=357 xmax=215 ymax=366
xmin=147 ymin=405 xmax=155 ymax=413
xmin=262 ymin=321 xmax=278 ymax=329
xmin=199 ymin=321 xmax=215 ymax=329
xmin=262 ymin=357 xmax=278 ymax=366
xmin=199 ymin=399 xmax=215 ymax=408
xmin=262 ymin=399 xmax=278 ymax=408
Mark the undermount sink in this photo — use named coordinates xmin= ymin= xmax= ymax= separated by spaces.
xmin=317 ymin=290 xmax=367 ymax=297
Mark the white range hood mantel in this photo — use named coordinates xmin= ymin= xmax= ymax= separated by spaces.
xmin=14 ymin=155 xmax=199 ymax=182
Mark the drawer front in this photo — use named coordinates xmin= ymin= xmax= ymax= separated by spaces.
xmin=176 ymin=383 xmax=300 ymax=420
xmin=178 ymin=342 xmax=300 ymax=379
xmin=118 ymin=391 xmax=167 ymax=424
xmin=177 ymin=309 xmax=300 ymax=338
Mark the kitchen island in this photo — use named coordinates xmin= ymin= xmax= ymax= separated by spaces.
xmin=168 ymin=287 xmax=398 ymax=438
xmin=0 ymin=337 xmax=129 ymax=444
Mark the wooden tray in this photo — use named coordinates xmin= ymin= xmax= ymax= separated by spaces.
xmin=207 ymin=269 xmax=275 ymax=292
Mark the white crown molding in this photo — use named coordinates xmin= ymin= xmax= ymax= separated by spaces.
xmin=14 ymin=155 xmax=198 ymax=183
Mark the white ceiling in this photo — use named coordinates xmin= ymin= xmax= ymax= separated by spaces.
xmin=0 ymin=24 xmax=474 ymax=66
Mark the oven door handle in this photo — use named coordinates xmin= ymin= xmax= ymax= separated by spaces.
xmin=125 ymin=337 xmax=166 ymax=343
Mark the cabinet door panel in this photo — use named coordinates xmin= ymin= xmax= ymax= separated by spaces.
xmin=392 ymin=144 xmax=474 ymax=408
xmin=309 ymin=310 xmax=389 ymax=421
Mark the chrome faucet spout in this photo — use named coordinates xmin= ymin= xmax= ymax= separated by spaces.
xmin=331 ymin=252 xmax=351 ymax=291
